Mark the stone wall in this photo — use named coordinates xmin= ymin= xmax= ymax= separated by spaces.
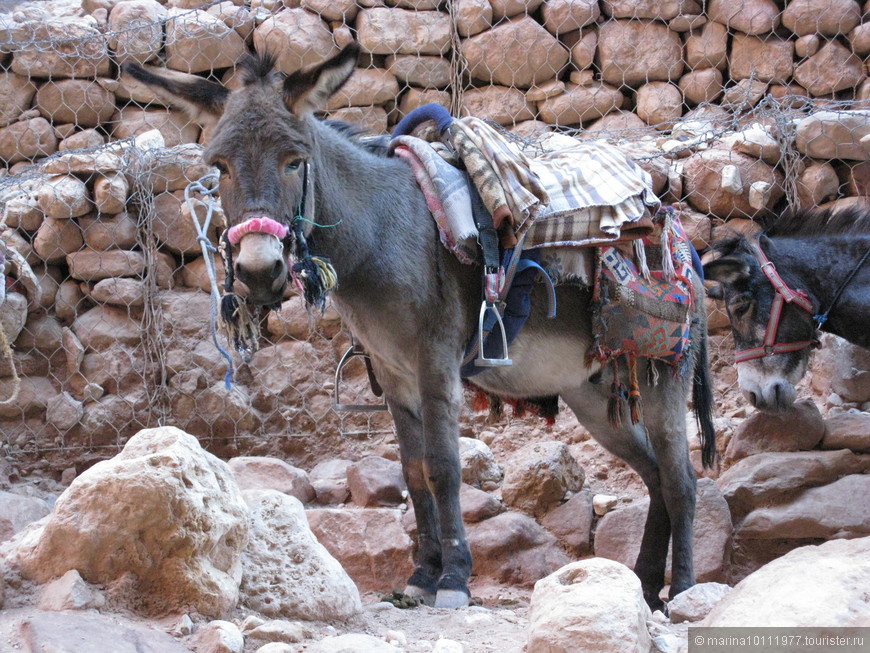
xmin=1 ymin=0 xmax=870 ymax=468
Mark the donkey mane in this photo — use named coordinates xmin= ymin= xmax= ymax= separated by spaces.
xmin=764 ymin=207 xmax=870 ymax=238
xmin=239 ymin=51 xmax=280 ymax=85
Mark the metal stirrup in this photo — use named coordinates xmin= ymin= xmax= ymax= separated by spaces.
xmin=333 ymin=344 xmax=389 ymax=412
xmin=475 ymin=300 xmax=513 ymax=367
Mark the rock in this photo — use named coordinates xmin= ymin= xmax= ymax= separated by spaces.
xmin=312 ymin=634 xmax=400 ymax=653
xmin=398 ymin=88 xmax=452 ymax=118
xmin=0 ymin=611 xmax=190 ymax=652
xmin=461 ymin=17 xmax=569 ymax=89
xmin=454 ymin=0 xmax=491 ymax=37
xmin=679 ymin=68 xmax=724 ymax=105
xmin=55 ymin=281 xmax=88 ymax=324
xmin=718 ymin=450 xmax=870 ymax=522
xmin=241 ymin=491 xmax=361 ymax=620
xmin=540 ymin=0 xmax=600 ymax=35
xmin=67 ymin=249 xmax=146 ymax=282
xmin=737 ymin=474 xmax=870 ymax=540
xmin=0 ymin=377 xmax=58 ymax=419
xmin=113 ymin=107 xmax=200 ymax=148
xmin=683 ymin=148 xmax=783 ymax=219
xmin=822 ymin=412 xmax=870 ymax=453
xmin=325 ymin=106 xmax=389 ymax=134
xmin=667 ymin=582 xmax=732 ymax=622
xmin=246 ymin=620 xmax=309 ymax=643
xmin=194 ymin=620 xmax=244 ymax=653
xmin=592 ymin=493 xmax=618 ymax=516
xmin=569 ymin=30 xmax=597 ymax=70
xmin=467 ymin=511 xmax=570 ymax=586
xmin=0 ymin=117 xmax=58 ymax=164
xmin=33 ymin=217 xmax=84 ymax=264
xmin=635 ymin=82 xmax=683 ymax=129
xmin=11 ymin=20 xmax=111 ymax=78
xmin=357 ymin=7 xmax=450 ymax=56
xmin=35 ymin=80 xmax=116 ymax=128
xmin=797 ymin=162 xmax=839 ymax=209
xmin=164 ymin=8 xmax=247 ymax=73
xmin=598 ymin=20 xmax=684 ymax=87
xmin=207 ymin=2 xmax=255 ymax=39
xmin=152 ymin=190 xmax=218 ymax=255
xmin=458 ymin=436 xmax=502 ymax=489
xmin=89 ymin=278 xmax=146 ymax=307
xmin=306 ymin=508 xmax=414 ymax=592
xmin=93 ymin=174 xmax=129 ymax=215
xmin=795 ymin=110 xmax=870 ymax=160
xmin=35 ymin=175 xmax=91 ymax=219
xmin=180 ymin=255 xmax=226 ymax=292
xmin=228 ymin=456 xmax=315 ymax=503
xmin=849 ymin=22 xmax=870 ymax=56
xmin=16 ymin=313 xmax=63 ymax=352
xmin=460 ymin=85 xmax=535 ymax=125
xmin=724 ymin=400 xmax=826 ymax=463
xmin=685 ymin=21 xmax=727 ymax=70
xmin=253 ymin=9 xmax=338 ymax=77
xmin=782 ymin=0 xmax=861 ymax=36
xmin=603 ymin=0 xmax=693 ymax=19
xmin=0 ymin=72 xmax=38 ymax=128
xmin=347 ymin=456 xmax=406 ymax=507
xmin=38 ymin=569 xmax=106 ymax=611
xmin=527 ymin=559 xmax=652 ymax=653
xmin=386 ymin=55 xmax=452 ymax=88
xmin=489 ymin=0 xmax=544 ymax=21
xmin=310 ymin=459 xmax=352 ymax=505
xmin=793 ymin=40 xmax=865 ymax=96
xmin=729 ymin=34 xmax=794 ymax=84
xmin=460 ymin=482 xmax=504 ymax=523
xmin=540 ymin=489 xmax=593 ymax=556
xmin=8 ymin=426 xmax=249 ymax=618
xmin=326 ymin=68 xmax=400 ymax=109
xmin=0 ymin=291 xmax=28 ymax=352
xmin=594 ymin=478 xmax=732 ymax=583
xmin=59 ymin=128 xmax=105 ymax=151
xmin=0 ymin=490 xmax=51 ymax=543
xmin=706 ymin=0 xmax=780 ymax=35
xmin=80 ymin=212 xmax=139 ymax=251
xmin=46 ymin=391 xmax=85 ymax=431
xmin=145 ymin=143 xmax=215 ymax=193
xmin=702 ymin=536 xmax=870 ymax=626
xmin=108 ymin=0 xmax=166 ymax=64
xmin=501 ymin=441 xmax=584 ymax=517
xmin=538 ymin=82 xmax=624 ymax=125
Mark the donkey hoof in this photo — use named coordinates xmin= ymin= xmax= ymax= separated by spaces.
xmin=403 ymin=584 xmax=436 ymax=607
xmin=434 ymin=589 xmax=470 ymax=609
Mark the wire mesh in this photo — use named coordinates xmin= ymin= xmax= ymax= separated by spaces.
xmin=1 ymin=0 xmax=869 ymax=473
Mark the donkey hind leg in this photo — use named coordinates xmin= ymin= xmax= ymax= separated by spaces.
xmin=562 ymin=379 xmax=696 ymax=610
xmin=389 ymin=402 xmax=443 ymax=605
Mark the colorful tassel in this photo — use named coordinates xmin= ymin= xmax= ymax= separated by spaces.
xmin=607 ymin=359 xmax=626 ymax=429
xmin=628 ymin=354 xmax=643 ymax=425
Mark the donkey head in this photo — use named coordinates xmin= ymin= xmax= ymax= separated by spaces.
xmin=123 ymin=45 xmax=359 ymax=306
xmin=705 ymin=236 xmax=817 ymax=412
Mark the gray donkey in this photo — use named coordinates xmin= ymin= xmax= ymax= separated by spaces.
xmin=125 ymin=44 xmax=715 ymax=610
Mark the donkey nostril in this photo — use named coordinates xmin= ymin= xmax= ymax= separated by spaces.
xmin=748 ymin=392 xmax=758 ymax=407
xmin=270 ymin=260 xmax=284 ymax=281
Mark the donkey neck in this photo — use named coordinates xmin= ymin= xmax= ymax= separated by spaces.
xmin=767 ymin=234 xmax=870 ymax=348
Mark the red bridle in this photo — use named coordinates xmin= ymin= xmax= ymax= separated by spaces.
xmin=733 ymin=241 xmax=818 ymax=364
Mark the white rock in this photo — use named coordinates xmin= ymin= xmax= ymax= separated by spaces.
xmin=239 ymin=489 xmax=362 ymax=620
xmin=720 ymin=165 xmax=743 ymax=194
xmin=528 ymin=558 xmax=652 ymax=653
xmin=7 ymin=426 xmax=249 ymax=619
xmin=195 ymin=620 xmax=244 ymax=653
xmin=667 ymin=582 xmax=732 ymax=622
xmin=748 ymin=181 xmax=772 ymax=210
xmin=313 ymin=634 xmax=400 ymax=652
xmin=703 ymin=537 xmax=870 ymax=626
xmin=433 ymin=638 xmax=464 ymax=653
xmin=38 ymin=569 xmax=106 ymax=611
xmin=592 ymin=494 xmax=618 ymax=516
xmin=459 ymin=437 xmax=502 ymax=489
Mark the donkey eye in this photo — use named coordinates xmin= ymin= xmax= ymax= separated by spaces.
xmin=730 ymin=301 xmax=752 ymax=318
xmin=213 ymin=160 xmax=230 ymax=176
xmin=284 ymin=159 xmax=302 ymax=173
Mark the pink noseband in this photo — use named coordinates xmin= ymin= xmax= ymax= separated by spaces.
xmin=226 ymin=216 xmax=289 ymax=245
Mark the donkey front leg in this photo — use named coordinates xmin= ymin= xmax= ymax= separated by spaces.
xmin=418 ymin=365 xmax=472 ymax=608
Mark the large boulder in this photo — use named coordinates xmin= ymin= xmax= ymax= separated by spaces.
xmin=11 ymin=20 xmax=111 ymax=78
xmin=597 ymin=20 xmax=684 ymax=87
xmin=501 ymin=441 xmax=584 ymax=517
xmin=703 ymin=537 xmax=870 ymax=626
xmin=0 ymin=73 xmax=37 ymax=128
xmin=527 ymin=559 xmax=652 ymax=653
xmin=254 ymin=8 xmax=338 ymax=76
xmin=356 ymin=7 xmax=451 ymax=56
xmin=724 ymin=400 xmax=826 ymax=464
xmin=6 ymin=426 xmax=249 ymax=618
xmin=240 ymin=490 xmax=361 ymax=620
xmin=795 ymin=110 xmax=870 ymax=161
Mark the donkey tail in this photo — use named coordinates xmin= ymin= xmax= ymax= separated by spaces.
xmin=692 ymin=333 xmax=717 ymax=469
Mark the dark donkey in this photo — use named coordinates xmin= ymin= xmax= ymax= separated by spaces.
xmin=705 ymin=207 xmax=870 ymax=412
xmin=126 ymin=45 xmax=715 ymax=609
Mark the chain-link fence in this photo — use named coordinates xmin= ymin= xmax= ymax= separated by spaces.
xmin=0 ymin=0 xmax=867 ymax=473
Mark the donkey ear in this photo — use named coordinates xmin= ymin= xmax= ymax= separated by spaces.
xmin=282 ymin=43 xmax=360 ymax=116
xmin=703 ymin=257 xmax=751 ymax=287
xmin=121 ymin=62 xmax=230 ymax=127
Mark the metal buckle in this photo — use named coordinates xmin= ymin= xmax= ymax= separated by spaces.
xmin=475 ymin=301 xmax=513 ymax=367
xmin=333 ymin=345 xmax=389 ymax=412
